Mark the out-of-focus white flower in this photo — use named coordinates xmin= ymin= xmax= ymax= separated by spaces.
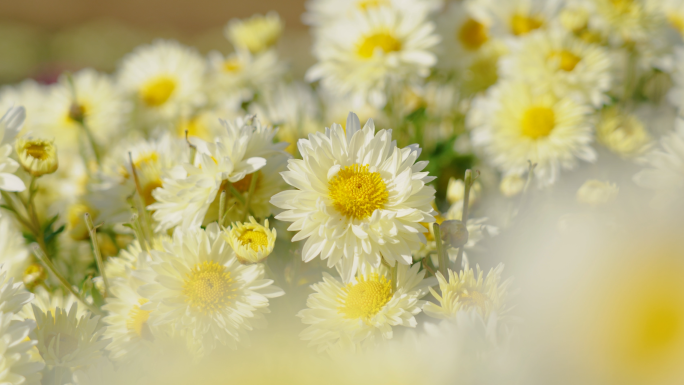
xmin=298 ymin=263 xmax=435 ymax=353
xmin=0 ymin=80 xmax=45 ymax=136
xmin=596 ymin=107 xmax=652 ymax=158
xmin=469 ymin=0 xmax=562 ymax=38
xmin=583 ymin=0 xmax=662 ymax=45
xmin=576 ymin=179 xmax=619 ymax=206
xmin=138 ymin=224 xmax=284 ymax=353
xmin=0 ymin=216 xmax=30 ymax=281
xmin=446 ymin=177 xmax=482 ymax=205
xmin=225 ymin=12 xmax=283 ymax=54
xmin=270 ymin=113 xmax=436 ymax=281
xmin=468 ymin=80 xmax=596 ymax=186
xmin=303 ymin=0 xmax=440 ymax=27
xmin=306 ymin=6 xmax=439 ymax=108
xmin=0 ymin=313 xmax=43 ymax=385
xmin=18 ymin=287 xmax=85 ymax=322
xmin=0 ymin=106 xmax=26 ymax=192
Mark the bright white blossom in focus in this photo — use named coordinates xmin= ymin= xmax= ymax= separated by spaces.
xmin=306 ymin=6 xmax=439 ymax=108
xmin=468 ymin=80 xmax=596 ymax=185
xmin=139 ymin=224 xmax=284 ymax=353
xmin=271 ymin=113 xmax=436 ymax=281
xmin=298 ymin=263 xmax=435 ymax=353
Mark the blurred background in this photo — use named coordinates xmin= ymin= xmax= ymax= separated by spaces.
xmin=0 ymin=0 xmax=313 ymax=84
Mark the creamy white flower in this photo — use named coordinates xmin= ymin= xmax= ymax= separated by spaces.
xmin=117 ymin=40 xmax=205 ymax=121
xmin=469 ymin=0 xmax=562 ymax=38
xmin=150 ymin=116 xmax=286 ymax=231
xmin=0 ymin=80 xmax=45 ymax=136
xmin=582 ymin=0 xmax=662 ymax=45
xmin=0 ymin=106 xmax=26 ymax=192
xmin=298 ymin=263 xmax=435 ymax=353
xmin=500 ymin=28 xmax=612 ymax=107
xmin=225 ymin=12 xmax=283 ymax=54
xmin=596 ymin=106 xmax=652 ymax=158
xmin=303 ymin=0 xmax=440 ymax=27
xmin=306 ymin=6 xmax=439 ymax=108
xmin=271 ymin=113 xmax=436 ymax=281
xmin=32 ymin=304 xmax=109 ymax=368
xmin=468 ymin=80 xmax=596 ymax=185
xmin=18 ymin=287 xmax=85 ymax=322
xmin=0 ymin=270 xmax=32 ymax=316
xmin=0 ymin=313 xmax=43 ymax=385
xmin=633 ymin=118 xmax=684 ymax=207
xmin=0 ymin=216 xmax=30 ymax=281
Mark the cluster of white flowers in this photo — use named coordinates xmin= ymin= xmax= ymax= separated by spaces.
xmin=0 ymin=0 xmax=683 ymax=383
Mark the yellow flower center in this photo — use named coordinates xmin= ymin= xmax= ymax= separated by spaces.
xmin=140 ymin=76 xmax=176 ymax=107
xmin=668 ymin=14 xmax=684 ymax=36
xmin=328 ymin=164 xmax=388 ymax=220
xmin=178 ymin=116 xmax=210 ymax=140
xmin=521 ymin=106 xmax=556 ymax=139
xmin=339 ymin=273 xmax=393 ymax=321
xmin=232 ymin=172 xmax=259 ymax=194
xmin=45 ymin=332 xmax=79 ymax=359
xmin=548 ymin=50 xmax=581 ymax=72
xmin=223 ymin=58 xmax=243 ymax=73
xmin=457 ymin=18 xmax=489 ymax=51
xmin=357 ymin=0 xmax=389 ymax=10
xmin=182 ymin=261 xmax=236 ymax=315
xmin=24 ymin=143 xmax=50 ymax=160
xmin=126 ymin=299 xmax=153 ymax=339
xmin=357 ymin=32 xmax=402 ymax=59
xmin=511 ymin=14 xmax=544 ymax=36
xmin=141 ymin=179 xmax=163 ymax=206
xmin=238 ymin=229 xmax=269 ymax=252
xmin=459 ymin=290 xmax=489 ymax=313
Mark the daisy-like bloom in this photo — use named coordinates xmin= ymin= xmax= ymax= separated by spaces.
xmin=0 ymin=216 xmax=30 ymax=281
xmin=225 ymin=12 xmax=283 ymax=55
xmin=424 ymin=263 xmax=511 ymax=322
xmin=18 ymin=287 xmax=85 ymax=322
xmin=596 ymin=107 xmax=652 ymax=158
xmin=468 ymin=80 xmax=596 ymax=185
xmin=500 ymin=28 xmax=612 ymax=107
xmin=633 ymin=118 xmax=684 ymax=208
xmin=36 ymin=69 xmax=126 ymax=151
xmin=576 ymin=179 xmax=619 ymax=206
xmin=32 ymin=304 xmax=109 ymax=368
xmin=298 ymin=263 xmax=435 ymax=353
xmin=117 ymin=40 xmax=205 ymax=121
xmin=270 ymin=113 xmax=436 ymax=281
xmin=150 ymin=116 xmax=287 ymax=231
xmin=306 ymin=6 xmax=439 ymax=108
xmin=303 ymin=0 xmax=440 ymax=27
xmin=15 ymin=137 xmax=58 ymax=177
xmin=224 ymin=217 xmax=276 ymax=264
xmin=0 ymin=313 xmax=43 ymax=385
xmin=0 ymin=106 xmax=26 ymax=192
xmin=206 ymin=49 xmax=286 ymax=105
xmin=583 ymin=0 xmax=662 ymax=44
xmin=469 ymin=0 xmax=561 ymax=38
xmin=0 ymin=270 xmax=32 ymax=315
xmin=138 ymin=224 xmax=284 ymax=353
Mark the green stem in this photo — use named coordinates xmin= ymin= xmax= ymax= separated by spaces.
xmin=456 ymin=169 xmax=478 ymax=264
xmin=85 ymin=213 xmax=109 ymax=297
xmin=433 ymin=223 xmax=448 ymax=277
xmin=242 ymin=172 xmax=259 ymax=221
xmin=391 ymin=264 xmax=398 ymax=292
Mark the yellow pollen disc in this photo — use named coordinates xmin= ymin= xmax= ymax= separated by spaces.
xmin=182 ymin=261 xmax=236 ymax=315
xmin=459 ymin=290 xmax=489 ymax=312
xmin=232 ymin=172 xmax=259 ymax=193
xmin=238 ymin=229 xmax=269 ymax=251
xmin=25 ymin=143 xmax=49 ymax=160
xmin=339 ymin=273 xmax=393 ymax=321
xmin=126 ymin=298 xmax=152 ymax=337
xmin=223 ymin=58 xmax=243 ymax=73
xmin=140 ymin=76 xmax=176 ymax=107
xmin=328 ymin=164 xmax=388 ymax=220
xmin=457 ymin=18 xmax=489 ymax=51
xmin=357 ymin=32 xmax=402 ymax=59
xmin=357 ymin=0 xmax=388 ymax=10
xmin=511 ymin=14 xmax=544 ymax=36
xmin=521 ymin=106 xmax=556 ymax=139
xmin=548 ymin=50 xmax=581 ymax=72
xmin=141 ymin=179 xmax=163 ymax=206
xmin=45 ymin=332 xmax=79 ymax=359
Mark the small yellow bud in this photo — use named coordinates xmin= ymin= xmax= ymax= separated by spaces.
xmin=23 ymin=263 xmax=47 ymax=290
xmin=15 ymin=137 xmax=58 ymax=177
xmin=224 ymin=217 xmax=276 ymax=264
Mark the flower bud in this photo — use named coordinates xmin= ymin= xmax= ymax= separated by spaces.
xmin=15 ymin=137 xmax=58 ymax=177
xmin=224 ymin=216 xmax=276 ymax=264
xmin=440 ymin=220 xmax=469 ymax=249
xmin=576 ymin=180 xmax=619 ymax=206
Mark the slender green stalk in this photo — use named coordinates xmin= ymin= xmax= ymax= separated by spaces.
xmin=433 ymin=223 xmax=448 ymax=277
xmin=32 ymin=244 xmax=102 ymax=315
xmin=85 ymin=213 xmax=109 ymax=297
xmin=218 ymin=190 xmax=227 ymax=228
xmin=128 ymin=152 xmax=154 ymax=243
xmin=456 ymin=169 xmax=479 ymax=265
xmin=391 ymin=264 xmax=398 ymax=292
xmin=227 ymin=182 xmax=246 ymax=205
xmin=242 ymin=172 xmax=259 ymax=221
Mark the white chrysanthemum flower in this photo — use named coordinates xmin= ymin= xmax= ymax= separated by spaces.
xmin=469 ymin=0 xmax=561 ymax=38
xmin=0 ymin=80 xmax=45 ymax=136
xmin=298 ymin=263 xmax=435 ymax=353
xmin=583 ymin=0 xmax=662 ymax=44
xmin=500 ymin=28 xmax=612 ymax=107
xmin=424 ymin=263 xmax=511 ymax=322
xmin=225 ymin=12 xmax=283 ymax=54
xmin=36 ymin=69 xmax=126 ymax=151
xmin=303 ymin=0 xmax=440 ymax=27
xmin=0 ymin=313 xmax=43 ymax=385
xmin=0 ymin=106 xmax=26 ymax=192
xmin=117 ymin=40 xmax=205 ymax=121
xmin=206 ymin=49 xmax=286 ymax=105
xmin=87 ymin=133 xmax=189 ymax=226
xmin=270 ymin=113 xmax=436 ymax=281
xmin=0 ymin=270 xmax=32 ymax=315
xmin=0 ymin=216 xmax=30 ymax=281
xmin=306 ymin=6 xmax=439 ymax=108
xmin=633 ymin=118 xmax=684 ymax=207
xmin=138 ymin=224 xmax=284 ymax=353
xmin=18 ymin=287 xmax=85 ymax=322
xmin=32 ymin=304 xmax=109 ymax=368
xmin=468 ymin=80 xmax=596 ymax=185
xmin=150 ymin=116 xmax=286 ymax=231
xmin=224 ymin=217 xmax=276 ymax=264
